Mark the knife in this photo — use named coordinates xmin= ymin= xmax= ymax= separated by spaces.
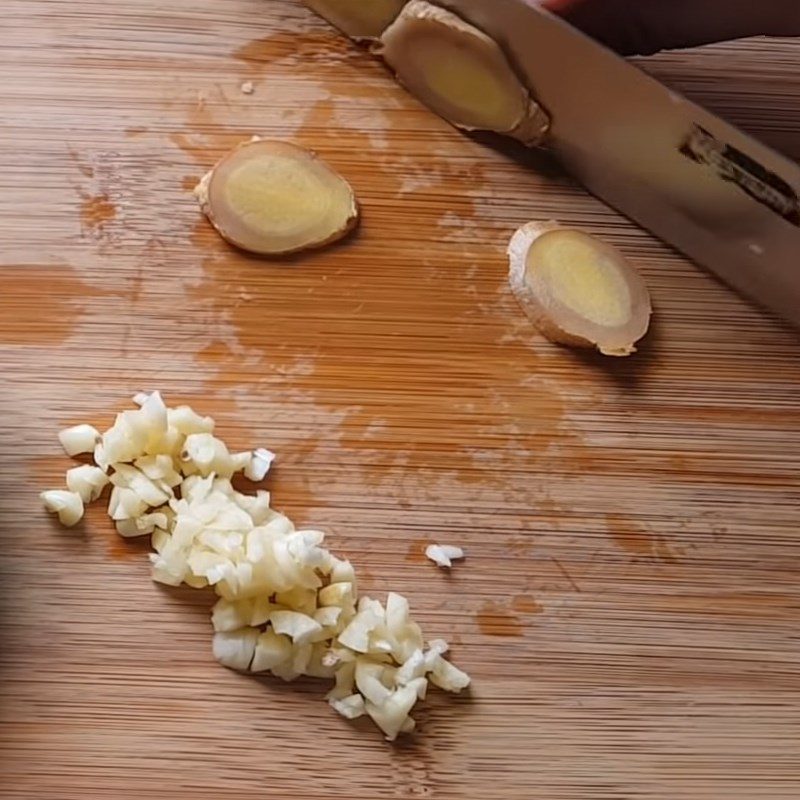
xmin=308 ymin=0 xmax=800 ymax=328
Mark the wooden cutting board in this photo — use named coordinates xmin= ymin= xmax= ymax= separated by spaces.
xmin=1 ymin=2 xmax=799 ymax=798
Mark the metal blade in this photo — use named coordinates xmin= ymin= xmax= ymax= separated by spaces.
xmin=436 ymin=0 xmax=800 ymax=327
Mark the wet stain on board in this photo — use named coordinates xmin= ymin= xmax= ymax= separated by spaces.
xmin=476 ymin=601 xmax=524 ymax=637
xmin=606 ymin=514 xmax=678 ymax=562
xmin=405 ymin=539 xmax=430 ymax=564
xmin=80 ymin=193 xmax=117 ymax=237
xmin=511 ymin=595 xmax=543 ymax=615
xmin=0 ymin=265 xmax=109 ymax=346
xmin=233 ymin=31 xmax=366 ymax=72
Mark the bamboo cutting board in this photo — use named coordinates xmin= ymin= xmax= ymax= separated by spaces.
xmin=1 ymin=2 xmax=799 ymax=798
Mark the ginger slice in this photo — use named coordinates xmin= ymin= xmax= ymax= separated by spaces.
xmin=378 ymin=1 xmax=549 ymax=145
xmin=303 ymin=0 xmax=407 ymax=40
xmin=508 ymin=222 xmax=652 ymax=357
xmin=195 ymin=139 xmax=358 ymax=257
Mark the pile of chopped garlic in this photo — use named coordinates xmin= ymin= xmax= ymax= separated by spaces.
xmin=41 ymin=392 xmax=470 ymax=740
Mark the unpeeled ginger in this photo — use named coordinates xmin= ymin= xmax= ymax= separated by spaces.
xmin=508 ymin=222 xmax=652 ymax=356
xmin=195 ymin=139 xmax=359 ymax=256
xmin=378 ymin=1 xmax=549 ymax=145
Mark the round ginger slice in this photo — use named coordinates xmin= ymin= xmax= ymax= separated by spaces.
xmin=196 ymin=139 xmax=359 ymax=257
xmin=378 ymin=1 xmax=549 ymax=145
xmin=508 ymin=222 xmax=652 ymax=357
xmin=303 ymin=0 xmax=407 ymax=40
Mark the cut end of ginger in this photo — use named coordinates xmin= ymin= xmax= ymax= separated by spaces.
xmin=304 ymin=0 xmax=407 ymax=40
xmin=378 ymin=1 xmax=549 ymax=145
xmin=198 ymin=139 xmax=359 ymax=257
xmin=508 ymin=222 xmax=652 ymax=357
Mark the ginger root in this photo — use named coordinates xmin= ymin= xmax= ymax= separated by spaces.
xmin=195 ymin=139 xmax=358 ymax=257
xmin=378 ymin=1 xmax=549 ymax=145
xmin=508 ymin=222 xmax=652 ymax=357
xmin=303 ymin=0 xmax=406 ymax=40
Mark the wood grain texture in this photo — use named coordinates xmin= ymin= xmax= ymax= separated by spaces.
xmin=1 ymin=2 xmax=799 ymax=798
